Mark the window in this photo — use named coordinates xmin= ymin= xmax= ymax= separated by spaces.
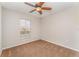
xmin=20 ymin=19 xmax=30 ymax=34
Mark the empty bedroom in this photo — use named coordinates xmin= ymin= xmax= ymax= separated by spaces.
xmin=0 ymin=2 xmax=79 ymax=57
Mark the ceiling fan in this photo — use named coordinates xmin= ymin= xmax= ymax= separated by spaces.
xmin=24 ymin=2 xmax=52 ymax=15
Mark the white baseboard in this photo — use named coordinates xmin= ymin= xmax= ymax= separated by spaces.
xmin=42 ymin=39 xmax=79 ymax=52
xmin=2 ymin=39 xmax=79 ymax=52
xmin=2 ymin=39 xmax=39 ymax=50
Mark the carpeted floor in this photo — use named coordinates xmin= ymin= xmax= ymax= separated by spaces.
xmin=1 ymin=40 xmax=79 ymax=57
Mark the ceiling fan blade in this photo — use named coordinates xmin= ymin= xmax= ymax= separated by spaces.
xmin=38 ymin=11 xmax=42 ymax=14
xmin=35 ymin=2 xmax=44 ymax=7
xmin=42 ymin=7 xmax=52 ymax=10
xmin=24 ymin=2 xmax=36 ymax=7
xmin=30 ymin=9 xmax=36 ymax=13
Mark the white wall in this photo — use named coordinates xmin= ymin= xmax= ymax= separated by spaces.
xmin=2 ymin=8 xmax=40 ymax=49
xmin=41 ymin=6 xmax=79 ymax=51
xmin=0 ymin=5 xmax=2 ymax=55
xmin=2 ymin=5 xmax=79 ymax=52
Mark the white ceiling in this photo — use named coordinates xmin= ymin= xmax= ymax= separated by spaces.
xmin=0 ymin=2 xmax=79 ymax=17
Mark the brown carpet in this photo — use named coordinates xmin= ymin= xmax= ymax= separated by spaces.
xmin=1 ymin=40 xmax=79 ymax=57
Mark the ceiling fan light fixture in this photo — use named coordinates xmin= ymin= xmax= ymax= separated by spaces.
xmin=36 ymin=7 xmax=42 ymax=11
xmin=24 ymin=2 xmax=52 ymax=15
